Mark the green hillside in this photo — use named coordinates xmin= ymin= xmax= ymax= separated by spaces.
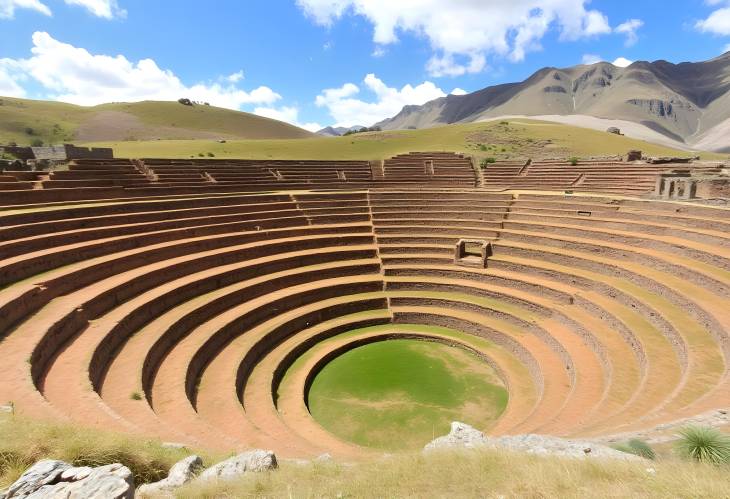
xmin=86 ymin=118 xmax=726 ymax=161
xmin=0 ymin=96 xmax=313 ymax=145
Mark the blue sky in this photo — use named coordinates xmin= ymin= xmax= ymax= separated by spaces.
xmin=1 ymin=0 xmax=729 ymax=130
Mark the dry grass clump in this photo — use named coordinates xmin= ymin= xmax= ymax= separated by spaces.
xmin=0 ymin=415 xmax=219 ymax=489
xmin=175 ymin=449 xmax=730 ymax=499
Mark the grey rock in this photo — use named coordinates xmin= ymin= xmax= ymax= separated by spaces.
xmin=425 ymin=422 xmax=487 ymax=450
xmin=4 ymin=460 xmax=70 ymax=498
xmin=136 ymin=455 xmax=203 ymax=496
xmin=0 ymin=405 xmax=13 ymax=414
xmin=5 ymin=461 xmax=134 ymax=499
xmin=198 ymin=450 xmax=277 ymax=482
xmin=59 ymin=467 xmax=93 ymax=481
xmin=425 ymin=422 xmax=640 ymax=461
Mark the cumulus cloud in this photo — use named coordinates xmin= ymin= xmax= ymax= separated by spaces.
xmin=580 ymin=55 xmax=634 ymax=67
xmin=64 ymin=0 xmax=125 ymax=18
xmin=0 ymin=0 xmax=51 ymax=18
xmin=296 ymin=0 xmax=612 ymax=76
xmin=2 ymin=32 xmax=282 ymax=110
xmin=0 ymin=61 xmax=26 ymax=97
xmin=0 ymin=0 xmax=126 ymax=18
xmin=615 ymin=18 xmax=644 ymax=46
xmin=612 ymin=57 xmax=633 ymax=67
xmin=697 ymin=2 xmax=730 ymax=35
xmin=226 ymin=70 xmax=244 ymax=83
xmin=254 ymin=106 xmax=322 ymax=132
xmin=427 ymin=53 xmax=486 ymax=78
xmin=450 ymin=88 xmax=467 ymax=96
xmin=315 ymin=73 xmax=447 ymax=127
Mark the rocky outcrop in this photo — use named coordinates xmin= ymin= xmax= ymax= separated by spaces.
xmin=425 ymin=422 xmax=641 ymax=461
xmin=198 ymin=450 xmax=277 ymax=481
xmin=646 ymin=156 xmax=695 ymax=164
xmin=2 ymin=460 xmax=134 ymax=499
xmin=4 ymin=450 xmax=278 ymax=499
xmin=136 ymin=455 xmax=203 ymax=497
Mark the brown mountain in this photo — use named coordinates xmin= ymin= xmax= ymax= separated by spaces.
xmin=376 ymin=53 xmax=730 ymax=152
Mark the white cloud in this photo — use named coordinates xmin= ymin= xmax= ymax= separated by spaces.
xmin=0 ymin=62 xmax=26 ymax=97
xmin=697 ymin=3 xmax=730 ymax=35
xmin=3 ymin=32 xmax=282 ymax=110
xmin=427 ymin=53 xmax=486 ymax=77
xmin=615 ymin=18 xmax=644 ymax=46
xmin=581 ymin=55 xmax=634 ymax=67
xmin=296 ymin=0 xmax=612 ymax=76
xmin=0 ymin=0 xmax=51 ymax=18
xmin=226 ymin=70 xmax=244 ymax=83
xmin=450 ymin=88 xmax=467 ymax=96
xmin=612 ymin=57 xmax=633 ymax=68
xmin=371 ymin=46 xmax=386 ymax=57
xmin=63 ymin=0 xmax=125 ymax=19
xmin=315 ymin=73 xmax=446 ymax=127
xmin=253 ymin=106 xmax=322 ymax=132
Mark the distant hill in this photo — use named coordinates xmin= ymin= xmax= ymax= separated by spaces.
xmin=376 ymin=52 xmax=730 ymax=153
xmin=316 ymin=125 xmax=367 ymax=137
xmin=0 ymin=97 xmax=313 ymax=145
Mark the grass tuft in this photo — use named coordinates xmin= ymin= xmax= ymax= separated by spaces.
xmin=675 ymin=426 xmax=730 ymax=465
xmin=0 ymin=416 xmax=220 ymax=488
xmin=612 ymin=439 xmax=656 ymax=460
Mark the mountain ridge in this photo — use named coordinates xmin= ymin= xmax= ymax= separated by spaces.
xmin=376 ymin=53 xmax=730 ymax=152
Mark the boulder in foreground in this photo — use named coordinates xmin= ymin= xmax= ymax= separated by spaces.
xmin=197 ymin=449 xmax=277 ymax=481
xmin=2 ymin=459 xmax=134 ymax=498
xmin=136 ymin=455 xmax=203 ymax=496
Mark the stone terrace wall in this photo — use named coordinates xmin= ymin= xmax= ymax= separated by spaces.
xmin=65 ymin=145 xmax=114 ymax=159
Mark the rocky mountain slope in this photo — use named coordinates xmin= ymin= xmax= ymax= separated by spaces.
xmin=376 ymin=53 xmax=730 ymax=152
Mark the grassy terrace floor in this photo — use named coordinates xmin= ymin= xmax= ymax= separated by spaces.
xmin=307 ymin=336 xmax=508 ymax=450
xmin=84 ymin=119 xmax=726 ymax=161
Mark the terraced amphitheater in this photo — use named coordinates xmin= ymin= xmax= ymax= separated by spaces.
xmin=1 ymin=152 xmax=729 ymax=459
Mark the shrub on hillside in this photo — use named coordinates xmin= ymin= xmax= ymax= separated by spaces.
xmin=675 ymin=426 xmax=730 ymax=465
xmin=569 ymin=156 xmax=579 ymax=166
xmin=343 ymin=126 xmax=382 ymax=136
xmin=480 ymin=158 xmax=496 ymax=169
xmin=30 ymin=139 xmax=44 ymax=147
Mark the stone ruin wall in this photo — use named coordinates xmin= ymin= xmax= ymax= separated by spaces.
xmin=695 ymin=179 xmax=730 ymax=199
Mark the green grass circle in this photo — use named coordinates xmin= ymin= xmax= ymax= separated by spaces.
xmin=308 ymin=339 xmax=508 ymax=451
